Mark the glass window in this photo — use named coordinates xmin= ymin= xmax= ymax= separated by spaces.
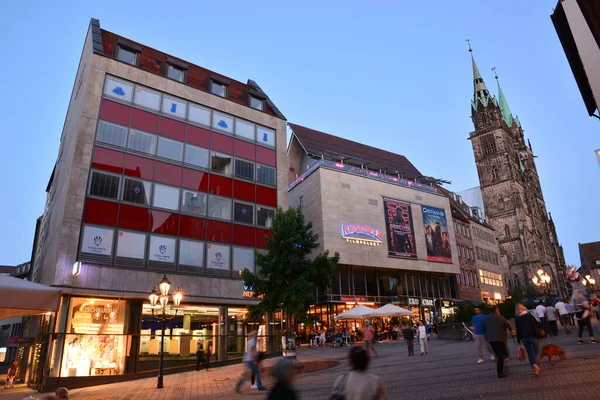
xmin=116 ymin=230 xmax=146 ymax=259
xmin=157 ymin=137 xmax=183 ymax=162
xmin=89 ymin=171 xmax=120 ymax=199
xmin=207 ymin=195 xmax=232 ymax=220
xmin=181 ymin=189 xmax=206 ymax=216
xmin=234 ymin=202 xmax=254 ymax=224
xmin=153 ymin=184 xmax=180 ymax=211
xmin=250 ymin=95 xmax=264 ymax=111
xmin=235 ymin=159 xmax=254 ymax=180
xmin=212 ymin=112 xmax=234 ymax=134
xmin=256 ymin=206 xmax=275 ymax=228
xmin=184 ymin=144 xmax=209 ymax=168
xmin=117 ymin=47 xmax=137 ymax=65
xmin=148 ymin=235 xmax=176 ymax=263
xmin=233 ymin=247 xmax=255 ymax=274
xmin=235 ymin=119 xmax=255 ymax=141
xmin=256 ymin=126 xmax=275 ymax=147
xmin=96 ymin=121 xmax=128 ymax=148
xmin=167 ymin=64 xmax=184 ymax=82
xmin=133 ymin=86 xmax=161 ymax=111
xmin=128 ymin=129 xmax=157 ymax=155
xmin=211 ymin=152 xmax=233 ymax=175
xmin=256 ymin=164 xmax=276 ymax=186
xmin=179 ymin=239 xmax=204 ymax=267
xmin=162 ymin=95 xmax=187 ymax=119
xmin=210 ymin=81 xmax=227 ymax=98
xmin=206 ymin=243 xmax=230 ymax=270
xmin=81 ymin=225 xmax=114 ymax=256
xmin=122 ymin=178 xmax=152 ymax=205
xmin=188 ymin=104 xmax=211 ymax=127
xmin=103 ymin=76 xmax=134 ymax=102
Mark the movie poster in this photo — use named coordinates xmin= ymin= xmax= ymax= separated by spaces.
xmin=383 ymin=197 xmax=417 ymax=259
xmin=421 ymin=206 xmax=452 ymax=263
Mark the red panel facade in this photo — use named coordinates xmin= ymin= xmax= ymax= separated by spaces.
xmin=256 ymin=228 xmax=272 ymax=249
xmin=233 ymin=180 xmax=255 ymax=202
xmin=91 ymin=147 xmax=125 ymax=174
xmin=208 ymin=175 xmax=233 ymax=197
xmin=232 ymin=224 xmax=256 ymax=247
xmin=154 ymin=161 xmax=182 ymax=186
xmin=99 ymin=99 xmax=131 ymax=126
xmin=256 ymin=185 xmax=277 ymax=207
xmin=207 ymin=220 xmax=232 ymax=243
xmin=150 ymin=210 xmax=180 ymax=235
xmin=159 ymin=117 xmax=186 ymax=141
xmin=118 ymin=204 xmax=150 ymax=231
xmin=185 ymin=125 xmax=210 ymax=148
xmin=182 ymin=168 xmax=209 ymax=192
xmin=130 ymin=108 xmax=159 ymax=133
xmin=234 ymin=139 xmax=255 ymax=161
xmin=256 ymin=146 xmax=276 ymax=167
xmin=210 ymin=132 xmax=234 ymax=154
xmin=83 ymin=198 xmax=119 ymax=226
xmin=124 ymin=154 xmax=154 ymax=180
xmin=179 ymin=215 xmax=207 ymax=240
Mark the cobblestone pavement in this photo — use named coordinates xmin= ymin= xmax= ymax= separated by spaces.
xmin=2 ymin=326 xmax=600 ymax=399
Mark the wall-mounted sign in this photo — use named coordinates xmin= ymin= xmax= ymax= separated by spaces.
xmin=340 ymin=224 xmax=383 ymax=246
xmin=341 ymin=296 xmax=367 ymax=302
xmin=383 ymin=197 xmax=417 ymax=259
xmin=442 ymin=300 xmax=452 ymax=308
xmin=243 ymin=290 xmax=264 ymax=299
xmin=422 ymin=299 xmax=434 ymax=307
xmin=408 ymin=298 xmax=420 ymax=306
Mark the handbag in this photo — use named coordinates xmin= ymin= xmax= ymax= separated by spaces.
xmin=329 ymin=372 xmax=349 ymax=400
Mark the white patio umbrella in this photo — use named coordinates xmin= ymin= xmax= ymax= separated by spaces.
xmin=335 ymin=305 xmax=376 ymax=320
xmin=371 ymin=303 xmax=412 ymax=317
xmin=0 ymin=275 xmax=62 ymax=320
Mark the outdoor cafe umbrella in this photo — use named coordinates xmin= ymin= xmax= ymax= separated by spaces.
xmin=335 ymin=305 xmax=376 ymax=320
xmin=371 ymin=303 xmax=412 ymax=317
xmin=0 ymin=275 xmax=62 ymax=320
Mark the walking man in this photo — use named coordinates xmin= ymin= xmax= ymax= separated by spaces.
xmin=471 ymin=307 xmax=493 ymax=364
xmin=363 ymin=323 xmax=379 ymax=357
xmin=545 ymin=303 xmax=559 ymax=336
xmin=235 ymin=330 xmax=266 ymax=392
xmin=418 ymin=320 xmax=429 ymax=356
xmin=555 ymin=298 xmax=571 ymax=334
xmin=483 ymin=306 xmax=515 ymax=378
xmin=402 ymin=324 xmax=415 ymax=356
xmin=536 ymin=302 xmax=547 ymax=335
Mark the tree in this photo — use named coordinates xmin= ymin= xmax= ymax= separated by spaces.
xmin=241 ymin=207 xmax=340 ymax=333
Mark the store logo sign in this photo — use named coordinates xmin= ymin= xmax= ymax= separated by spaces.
xmin=159 ymin=245 xmax=167 ymax=255
xmin=112 ymin=86 xmax=125 ymax=96
xmin=216 ymin=252 xmax=222 ymax=261
xmin=341 ymin=224 xmax=383 ymax=246
xmin=93 ymin=236 xmax=102 ymax=246
xmin=422 ymin=299 xmax=434 ymax=307
xmin=408 ymin=298 xmax=419 ymax=306
xmin=218 ymin=120 xmax=228 ymax=129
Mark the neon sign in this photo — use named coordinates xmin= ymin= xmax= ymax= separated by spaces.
xmin=340 ymin=224 xmax=383 ymax=246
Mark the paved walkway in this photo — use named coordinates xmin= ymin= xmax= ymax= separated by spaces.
xmin=2 ymin=327 xmax=600 ymax=399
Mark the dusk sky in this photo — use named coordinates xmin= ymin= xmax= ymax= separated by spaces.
xmin=0 ymin=1 xmax=597 ymax=267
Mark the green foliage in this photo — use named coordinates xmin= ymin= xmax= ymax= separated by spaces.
xmin=241 ymin=207 xmax=340 ymax=327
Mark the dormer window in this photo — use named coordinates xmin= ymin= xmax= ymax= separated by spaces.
xmin=250 ymin=95 xmax=264 ymax=111
xmin=167 ymin=64 xmax=185 ymax=82
xmin=211 ymin=81 xmax=228 ymax=97
xmin=117 ymin=47 xmax=137 ymax=66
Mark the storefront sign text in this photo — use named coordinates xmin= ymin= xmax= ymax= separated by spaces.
xmin=408 ymin=298 xmax=419 ymax=306
xmin=341 ymin=296 xmax=367 ymax=302
xmin=422 ymin=299 xmax=434 ymax=307
xmin=243 ymin=291 xmax=263 ymax=299
xmin=442 ymin=300 xmax=452 ymax=308
xmin=340 ymin=224 xmax=383 ymax=246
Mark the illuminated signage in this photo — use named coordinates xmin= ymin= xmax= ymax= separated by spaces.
xmin=408 ymin=298 xmax=419 ymax=306
xmin=340 ymin=224 xmax=383 ymax=246
xmin=243 ymin=291 xmax=264 ymax=299
xmin=341 ymin=296 xmax=367 ymax=302
xmin=422 ymin=299 xmax=434 ymax=307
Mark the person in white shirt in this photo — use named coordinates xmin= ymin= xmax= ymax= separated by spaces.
xmin=418 ymin=320 xmax=428 ymax=356
xmin=235 ymin=330 xmax=266 ymax=392
xmin=554 ymin=299 xmax=571 ymax=334
xmin=535 ymin=303 xmax=547 ymax=335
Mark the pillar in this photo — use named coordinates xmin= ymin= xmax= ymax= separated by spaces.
xmin=265 ymin=313 xmax=273 ymax=353
xmin=183 ymin=314 xmax=191 ymax=331
xmin=236 ymin=321 xmax=244 ymax=353
xmin=218 ymin=306 xmax=227 ymax=361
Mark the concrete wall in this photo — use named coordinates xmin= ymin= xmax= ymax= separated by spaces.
xmin=473 ymin=222 xmax=507 ymax=300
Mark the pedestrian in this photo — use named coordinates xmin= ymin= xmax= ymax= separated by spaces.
xmin=471 ymin=307 xmax=493 ymax=364
xmin=195 ymin=344 xmax=205 ymax=371
xmin=483 ymin=305 xmax=515 ymax=378
xmin=515 ymin=303 xmax=542 ymax=377
xmin=418 ymin=320 xmax=428 ymax=356
xmin=545 ymin=304 xmax=559 ymax=336
xmin=55 ymin=387 xmax=69 ymax=399
xmin=234 ymin=330 xmax=266 ymax=392
xmin=566 ymin=299 xmax=575 ymax=326
xmin=4 ymin=362 xmax=17 ymax=389
xmin=535 ymin=302 xmax=547 ymax=335
xmin=402 ymin=324 xmax=415 ymax=356
xmin=267 ymin=358 xmax=297 ymax=400
xmin=572 ymin=290 xmax=597 ymax=344
xmin=362 ymin=323 xmax=378 ymax=357
xmin=330 ymin=346 xmax=388 ymax=400
xmin=554 ymin=298 xmax=571 ymax=334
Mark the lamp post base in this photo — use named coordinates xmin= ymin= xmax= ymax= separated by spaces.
xmin=157 ymin=375 xmax=163 ymax=389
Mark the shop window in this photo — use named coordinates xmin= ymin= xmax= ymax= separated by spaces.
xmin=211 ymin=152 xmax=233 ymax=175
xmin=157 ymin=137 xmax=183 ymax=162
xmin=234 ymin=202 xmax=254 ymax=225
xmin=89 ymin=171 xmax=120 ymax=200
xmin=96 ymin=121 xmax=128 ymax=148
xmin=256 ymin=164 xmax=276 ymax=186
xmin=61 ymin=298 xmax=127 ymax=377
xmin=235 ymin=159 xmax=254 ymax=181
xmin=127 ymin=129 xmax=157 ymax=155
xmin=256 ymin=207 xmax=274 ymax=228
xmin=207 ymin=195 xmax=232 ymax=220
xmin=184 ymin=144 xmax=209 ymax=168
xmin=122 ymin=178 xmax=152 ymax=205
xmin=179 ymin=239 xmax=205 ymax=267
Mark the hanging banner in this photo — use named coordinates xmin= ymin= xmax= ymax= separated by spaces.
xmin=382 ymin=197 xmax=417 ymax=259
xmin=422 ymin=206 xmax=452 ymax=263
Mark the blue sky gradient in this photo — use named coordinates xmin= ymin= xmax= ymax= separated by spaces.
xmin=0 ymin=1 xmax=597 ymax=266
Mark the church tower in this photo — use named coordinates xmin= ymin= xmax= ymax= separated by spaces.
xmin=467 ymin=44 xmax=566 ymax=297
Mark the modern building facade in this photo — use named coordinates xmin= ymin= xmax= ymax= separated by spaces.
xmin=287 ymin=124 xmax=461 ymax=326
xmin=26 ymin=18 xmax=288 ymax=390
xmin=466 ymin=48 xmax=566 ymax=298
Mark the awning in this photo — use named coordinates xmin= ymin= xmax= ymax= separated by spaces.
xmin=335 ymin=305 xmax=376 ymax=320
xmin=371 ymin=303 xmax=412 ymax=317
xmin=0 ymin=275 xmax=62 ymax=320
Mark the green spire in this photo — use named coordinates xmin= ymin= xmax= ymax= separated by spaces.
xmin=494 ymin=70 xmax=514 ymax=126
xmin=467 ymin=41 xmax=496 ymax=111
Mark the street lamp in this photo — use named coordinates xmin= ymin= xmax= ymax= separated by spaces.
xmin=149 ymin=275 xmax=183 ymax=389
xmin=532 ymin=269 xmax=551 ymax=302
xmin=581 ymin=274 xmax=596 ymax=292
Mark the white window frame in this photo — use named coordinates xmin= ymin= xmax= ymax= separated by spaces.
xmin=210 ymin=80 xmax=228 ymax=98
xmin=87 ymin=169 xmax=121 ymax=200
xmin=249 ymin=95 xmax=264 ymax=111
xmin=117 ymin=46 xmax=138 ymax=66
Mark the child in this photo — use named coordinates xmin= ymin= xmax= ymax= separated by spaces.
xmin=5 ymin=362 xmax=17 ymax=389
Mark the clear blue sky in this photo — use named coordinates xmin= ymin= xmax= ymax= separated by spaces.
xmin=0 ymin=1 xmax=597 ymax=267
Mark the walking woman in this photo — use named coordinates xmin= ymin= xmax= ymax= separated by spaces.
xmin=572 ymin=290 xmax=597 ymax=344
xmin=515 ymin=303 xmax=541 ymax=377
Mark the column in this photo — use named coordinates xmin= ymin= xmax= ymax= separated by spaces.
xmin=265 ymin=313 xmax=273 ymax=354
xmin=183 ymin=314 xmax=191 ymax=331
xmin=236 ymin=321 xmax=244 ymax=353
xmin=218 ymin=306 xmax=227 ymax=361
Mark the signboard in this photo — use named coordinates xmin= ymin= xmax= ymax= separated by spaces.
xmin=282 ymin=336 xmax=297 ymax=358
xmin=422 ymin=206 xmax=452 ymax=263
xmin=340 ymin=224 xmax=382 ymax=246
xmin=341 ymin=296 xmax=367 ymax=302
xmin=148 ymin=236 xmax=176 ymax=263
xmin=408 ymin=298 xmax=420 ymax=306
xmin=81 ymin=226 xmax=114 ymax=256
xmin=422 ymin=299 xmax=434 ymax=307
xmin=207 ymin=243 xmax=230 ymax=270
xmin=383 ymin=197 xmax=417 ymax=258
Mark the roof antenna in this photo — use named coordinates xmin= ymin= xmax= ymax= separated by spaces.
xmin=466 ymin=39 xmax=472 ymax=52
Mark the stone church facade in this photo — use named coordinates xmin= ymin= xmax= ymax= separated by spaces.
xmin=467 ymin=50 xmax=567 ymax=297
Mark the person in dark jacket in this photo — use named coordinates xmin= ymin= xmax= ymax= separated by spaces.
xmin=515 ymin=303 xmax=541 ymax=377
xmin=483 ymin=305 xmax=515 ymax=378
xmin=267 ymin=358 xmax=297 ymax=400
xmin=402 ymin=325 xmax=415 ymax=356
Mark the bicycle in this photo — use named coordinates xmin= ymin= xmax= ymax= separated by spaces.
xmin=460 ymin=322 xmax=474 ymax=341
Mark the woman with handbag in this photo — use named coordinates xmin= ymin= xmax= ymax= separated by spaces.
xmin=573 ymin=290 xmax=597 ymax=344
xmin=330 ymin=346 xmax=388 ymax=400
xmin=515 ymin=303 xmax=541 ymax=377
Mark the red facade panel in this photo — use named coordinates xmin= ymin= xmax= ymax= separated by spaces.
xmin=179 ymin=215 xmax=207 ymax=240
xmin=159 ymin=117 xmax=186 ymax=141
xmin=232 ymin=224 xmax=256 ymax=247
xmin=256 ymin=146 xmax=276 ymax=167
xmin=207 ymin=220 xmax=232 ymax=243
xmin=83 ymin=198 xmax=119 ymax=226
xmin=150 ymin=210 xmax=180 ymax=236
xmin=91 ymin=147 xmax=125 ymax=174
xmin=99 ymin=99 xmax=131 ymax=126
xmin=211 ymin=132 xmax=234 ymax=154
xmin=256 ymin=185 xmax=277 ymax=207
xmin=208 ymin=175 xmax=233 ymax=197
xmin=118 ymin=204 xmax=150 ymax=232
xmin=256 ymin=228 xmax=272 ymax=249
xmin=233 ymin=180 xmax=255 ymax=202
xmin=124 ymin=154 xmax=154 ymax=180
xmin=130 ymin=108 xmax=159 ymax=134
xmin=182 ymin=168 xmax=209 ymax=192
xmin=234 ymin=139 xmax=255 ymax=161
xmin=154 ymin=161 xmax=182 ymax=186
xmin=185 ymin=125 xmax=211 ymax=148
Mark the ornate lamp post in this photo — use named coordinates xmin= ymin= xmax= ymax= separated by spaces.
xmin=532 ymin=268 xmax=551 ymax=302
xmin=149 ymin=275 xmax=183 ymax=389
xmin=581 ymin=274 xmax=596 ymax=293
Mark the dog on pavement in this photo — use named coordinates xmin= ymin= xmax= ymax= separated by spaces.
xmin=540 ymin=344 xmax=566 ymax=366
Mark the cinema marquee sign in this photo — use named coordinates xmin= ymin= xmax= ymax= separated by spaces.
xmin=340 ymin=224 xmax=383 ymax=246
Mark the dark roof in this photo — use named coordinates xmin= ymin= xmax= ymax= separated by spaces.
xmin=579 ymin=241 xmax=600 ymax=269
xmin=288 ymin=123 xmax=422 ymax=179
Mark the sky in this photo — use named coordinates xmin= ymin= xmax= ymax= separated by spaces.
xmin=0 ymin=1 xmax=598 ymax=267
